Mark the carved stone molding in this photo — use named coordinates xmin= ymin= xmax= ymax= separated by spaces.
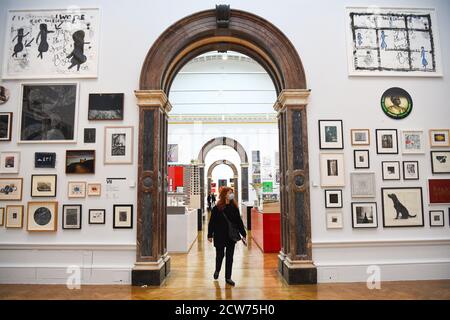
xmin=135 ymin=90 xmax=172 ymax=113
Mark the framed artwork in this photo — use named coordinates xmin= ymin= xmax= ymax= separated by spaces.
xmin=168 ymin=144 xmax=178 ymax=163
xmin=2 ymin=8 xmax=100 ymax=79
xmin=5 ymin=205 xmax=24 ymax=228
xmin=113 ymin=204 xmax=133 ymax=229
xmin=84 ymin=128 xmax=96 ymax=143
xmin=376 ymin=129 xmax=398 ymax=154
xmin=0 ymin=207 xmax=3 ymax=226
xmin=324 ymin=190 xmax=343 ymax=208
xmin=0 ymin=178 xmax=23 ymax=201
xmin=252 ymin=151 xmax=261 ymax=163
xmin=68 ymin=181 xmax=86 ymax=198
xmin=88 ymin=93 xmax=124 ymax=120
xmin=318 ymin=120 xmax=344 ymax=149
xmin=27 ymin=201 xmax=58 ymax=232
xmin=262 ymin=181 xmax=273 ymax=193
xmin=381 ymin=187 xmax=424 ymax=227
xmin=382 ymin=161 xmax=401 ymax=181
xmin=0 ymin=112 xmax=13 ymax=141
xmin=428 ymin=179 xmax=450 ymax=204
xmin=429 ymin=210 xmax=444 ymax=227
xmin=0 ymin=152 xmax=20 ymax=173
xmin=401 ymin=130 xmax=425 ymax=154
xmin=353 ymin=150 xmax=370 ymax=169
xmin=89 ymin=209 xmax=105 ymax=224
xmin=0 ymin=86 xmax=10 ymax=104
xmin=351 ymin=129 xmax=370 ymax=146
xmin=66 ymin=150 xmax=95 ymax=174
xmin=430 ymin=151 xmax=450 ymax=174
xmin=350 ymin=172 xmax=376 ymax=198
xmin=34 ymin=152 xmax=56 ymax=168
xmin=429 ymin=129 xmax=450 ymax=147
xmin=403 ymin=161 xmax=419 ymax=180
xmin=351 ymin=202 xmax=378 ymax=228
xmin=320 ymin=153 xmax=345 ymax=187
xmin=31 ymin=174 xmax=57 ymax=197
xmin=252 ymin=163 xmax=261 ymax=175
xmin=104 ymin=127 xmax=133 ymax=164
xmin=62 ymin=205 xmax=82 ymax=230
xmin=87 ymin=183 xmax=101 ymax=196
xmin=326 ymin=212 xmax=343 ymax=229
xmin=381 ymin=87 xmax=413 ymax=119
xmin=346 ymin=7 xmax=443 ymax=77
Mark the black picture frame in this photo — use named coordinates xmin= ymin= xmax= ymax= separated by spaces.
xmin=89 ymin=209 xmax=106 ymax=225
xmin=403 ymin=161 xmax=419 ymax=180
xmin=351 ymin=202 xmax=378 ymax=228
xmin=88 ymin=93 xmax=124 ymax=120
xmin=324 ymin=189 xmax=343 ymax=208
xmin=376 ymin=129 xmax=398 ymax=154
xmin=62 ymin=204 xmax=82 ymax=230
xmin=429 ymin=210 xmax=444 ymax=227
xmin=353 ymin=149 xmax=370 ymax=169
xmin=84 ymin=128 xmax=96 ymax=143
xmin=34 ymin=152 xmax=56 ymax=168
xmin=381 ymin=187 xmax=424 ymax=228
xmin=430 ymin=151 xmax=450 ymax=174
xmin=380 ymin=87 xmax=413 ymax=120
xmin=0 ymin=112 xmax=13 ymax=141
xmin=318 ymin=120 xmax=344 ymax=150
xmin=30 ymin=174 xmax=57 ymax=197
xmin=113 ymin=204 xmax=133 ymax=229
xmin=65 ymin=150 xmax=96 ymax=174
xmin=382 ymin=161 xmax=401 ymax=181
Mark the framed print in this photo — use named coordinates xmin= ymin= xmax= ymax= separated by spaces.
xmin=0 ymin=207 xmax=4 ymax=226
xmin=428 ymin=179 xmax=450 ymax=204
xmin=403 ymin=161 xmax=419 ymax=180
xmin=88 ymin=93 xmax=124 ymax=120
xmin=113 ymin=204 xmax=133 ymax=229
xmin=27 ymin=201 xmax=58 ymax=232
xmin=320 ymin=153 xmax=345 ymax=187
xmin=0 ymin=152 xmax=20 ymax=173
xmin=351 ymin=202 xmax=378 ymax=228
xmin=31 ymin=174 xmax=57 ymax=197
xmin=2 ymin=8 xmax=100 ymax=79
xmin=87 ymin=183 xmax=101 ymax=196
xmin=429 ymin=210 xmax=444 ymax=227
xmin=429 ymin=129 xmax=450 ymax=147
xmin=18 ymin=83 xmax=79 ymax=143
xmin=62 ymin=205 xmax=82 ymax=230
xmin=350 ymin=172 xmax=376 ymax=198
xmin=401 ymin=130 xmax=425 ymax=154
xmin=381 ymin=187 xmax=424 ymax=227
xmin=353 ymin=150 xmax=369 ymax=169
xmin=104 ymin=127 xmax=133 ymax=164
xmin=89 ymin=209 xmax=105 ymax=224
xmin=430 ymin=151 xmax=450 ymax=174
xmin=5 ymin=205 xmax=24 ymax=228
xmin=0 ymin=86 xmax=10 ymax=104
xmin=0 ymin=178 xmax=23 ymax=201
xmin=324 ymin=190 xmax=342 ymax=208
xmin=0 ymin=112 xmax=13 ymax=141
xmin=319 ymin=120 xmax=344 ymax=149
xmin=382 ymin=161 xmax=401 ymax=180
xmin=68 ymin=181 xmax=86 ymax=198
xmin=381 ymin=87 xmax=413 ymax=120
xmin=66 ymin=150 xmax=95 ymax=174
xmin=34 ymin=152 xmax=56 ymax=168
xmin=168 ymin=144 xmax=178 ymax=163
xmin=84 ymin=128 xmax=96 ymax=143
xmin=351 ymin=129 xmax=370 ymax=146
xmin=376 ymin=129 xmax=398 ymax=154
xmin=326 ymin=212 xmax=343 ymax=229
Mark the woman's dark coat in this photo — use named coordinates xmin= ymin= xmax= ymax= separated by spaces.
xmin=207 ymin=203 xmax=247 ymax=247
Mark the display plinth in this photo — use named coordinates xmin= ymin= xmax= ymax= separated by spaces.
xmin=131 ymin=256 xmax=171 ymax=286
xmin=167 ymin=207 xmax=198 ymax=253
xmin=278 ymin=254 xmax=317 ymax=284
xmin=251 ymin=207 xmax=281 ymax=253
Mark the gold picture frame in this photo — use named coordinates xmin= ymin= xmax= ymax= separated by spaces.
xmin=27 ymin=201 xmax=58 ymax=232
xmin=6 ymin=205 xmax=24 ymax=229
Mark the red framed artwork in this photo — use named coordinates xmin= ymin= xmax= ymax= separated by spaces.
xmin=428 ymin=179 xmax=450 ymax=204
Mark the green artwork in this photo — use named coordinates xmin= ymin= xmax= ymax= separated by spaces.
xmin=262 ymin=181 xmax=273 ymax=193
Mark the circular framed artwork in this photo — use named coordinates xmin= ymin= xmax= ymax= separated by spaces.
xmin=380 ymin=87 xmax=413 ymax=120
xmin=0 ymin=86 xmax=10 ymax=105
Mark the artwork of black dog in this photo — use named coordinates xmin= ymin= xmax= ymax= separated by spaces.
xmin=387 ymin=193 xmax=417 ymax=219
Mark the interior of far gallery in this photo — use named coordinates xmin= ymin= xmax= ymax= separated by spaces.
xmin=0 ymin=0 xmax=449 ymax=300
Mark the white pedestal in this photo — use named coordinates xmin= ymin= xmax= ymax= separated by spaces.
xmin=167 ymin=207 xmax=198 ymax=253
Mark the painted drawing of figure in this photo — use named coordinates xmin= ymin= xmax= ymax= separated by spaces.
xmin=12 ymin=28 xmax=30 ymax=57
xmin=36 ymin=24 xmax=54 ymax=59
xmin=380 ymin=30 xmax=387 ymax=49
xmin=386 ymin=95 xmax=407 ymax=115
xmin=67 ymin=30 xmax=89 ymax=71
xmin=421 ymin=46 xmax=428 ymax=69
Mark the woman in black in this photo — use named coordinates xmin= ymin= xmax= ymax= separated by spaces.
xmin=207 ymin=187 xmax=246 ymax=286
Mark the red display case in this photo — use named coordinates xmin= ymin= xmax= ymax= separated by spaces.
xmin=251 ymin=207 xmax=281 ymax=253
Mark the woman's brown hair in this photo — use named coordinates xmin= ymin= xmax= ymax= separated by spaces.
xmin=216 ymin=186 xmax=238 ymax=211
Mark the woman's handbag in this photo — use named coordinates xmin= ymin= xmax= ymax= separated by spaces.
xmin=222 ymin=211 xmax=242 ymax=242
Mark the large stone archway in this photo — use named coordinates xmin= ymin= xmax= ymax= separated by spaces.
xmin=133 ymin=5 xmax=315 ymax=285
xmin=207 ymin=159 xmax=239 ymax=199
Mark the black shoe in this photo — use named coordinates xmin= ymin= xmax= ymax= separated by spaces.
xmin=213 ymin=271 xmax=219 ymax=280
xmin=225 ymin=279 xmax=235 ymax=286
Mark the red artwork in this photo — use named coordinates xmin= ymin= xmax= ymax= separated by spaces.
xmin=428 ymin=179 xmax=450 ymax=204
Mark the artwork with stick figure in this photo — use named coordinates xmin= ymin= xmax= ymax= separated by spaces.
xmin=2 ymin=8 xmax=99 ymax=79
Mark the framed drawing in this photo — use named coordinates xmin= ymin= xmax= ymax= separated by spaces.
xmin=168 ymin=144 xmax=179 ymax=163
xmin=430 ymin=151 xmax=450 ymax=174
xmin=0 ymin=178 xmax=23 ymax=201
xmin=428 ymin=179 xmax=450 ymax=204
xmin=27 ymin=201 xmax=58 ymax=232
xmin=353 ymin=150 xmax=370 ymax=169
xmin=62 ymin=205 xmax=82 ymax=230
xmin=351 ymin=129 xmax=370 ymax=146
xmin=0 ymin=86 xmax=10 ymax=104
xmin=381 ymin=87 xmax=413 ymax=119
xmin=88 ymin=93 xmax=124 ymax=120
xmin=66 ymin=150 xmax=95 ymax=174
xmin=5 ymin=205 xmax=24 ymax=229
xmin=2 ymin=8 xmax=100 ymax=79
xmin=0 ymin=152 xmax=20 ymax=173
xmin=89 ymin=209 xmax=105 ymax=225
xmin=31 ymin=174 xmax=57 ymax=197
xmin=0 ymin=112 xmax=13 ymax=141
xmin=87 ymin=183 xmax=101 ymax=196
xmin=84 ymin=128 xmax=96 ymax=143
xmin=403 ymin=161 xmax=419 ymax=180
xmin=429 ymin=210 xmax=444 ymax=227
xmin=113 ymin=204 xmax=133 ymax=229
xmin=0 ymin=207 xmax=3 ymax=226
xmin=351 ymin=202 xmax=378 ymax=228
xmin=34 ymin=152 xmax=56 ymax=168
xmin=326 ymin=212 xmax=343 ymax=229
xmin=104 ymin=127 xmax=133 ymax=164
xmin=252 ymin=151 xmax=261 ymax=163
xmin=382 ymin=161 xmax=401 ymax=181
xmin=318 ymin=120 xmax=344 ymax=149
xmin=18 ymin=83 xmax=79 ymax=143
xmin=68 ymin=181 xmax=86 ymax=198
xmin=350 ymin=172 xmax=376 ymax=198
xmin=401 ymin=130 xmax=425 ymax=154
xmin=429 ymin=129 xmax=450 ymax=147
xmin=324 ymin=190 xmax=343 ymax=208
xmin=381 ymin=187 xmax=424 ymax=227
xmin=346 ymin=7 xmax=443 ymax=77
xmin=376 ymin=129 xmax=398 ymax=154
xmin=320 ymin=153 xmax=345 ymax=187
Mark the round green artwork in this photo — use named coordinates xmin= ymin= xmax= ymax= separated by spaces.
xmin=381 ymin=87 xmax=413 ymax=120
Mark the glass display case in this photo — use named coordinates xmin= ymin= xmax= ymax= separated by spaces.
xmin=167 ymin=192 xmax=188 ymax=207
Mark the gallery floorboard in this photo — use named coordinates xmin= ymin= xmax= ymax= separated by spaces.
xmin=0 ymin=227 xmax=449 ymax=300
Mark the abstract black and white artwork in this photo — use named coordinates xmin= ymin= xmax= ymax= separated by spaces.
xmin=62 ymin=205 xmax=82 ymax=229
xmin=88 ymin=93 xmax=124 ymax=120
xmin=104 ymin=127 xmax=133 ymax=164
xmin=35 ymin=152 xmax=56 ymax=168
xmin=84 ymin=128 xmax=96 ymax=143
xmin=0 ymin=112 xmax=13 ymax=141
xmin=27 ymin=201 xmax=58 ymax=231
